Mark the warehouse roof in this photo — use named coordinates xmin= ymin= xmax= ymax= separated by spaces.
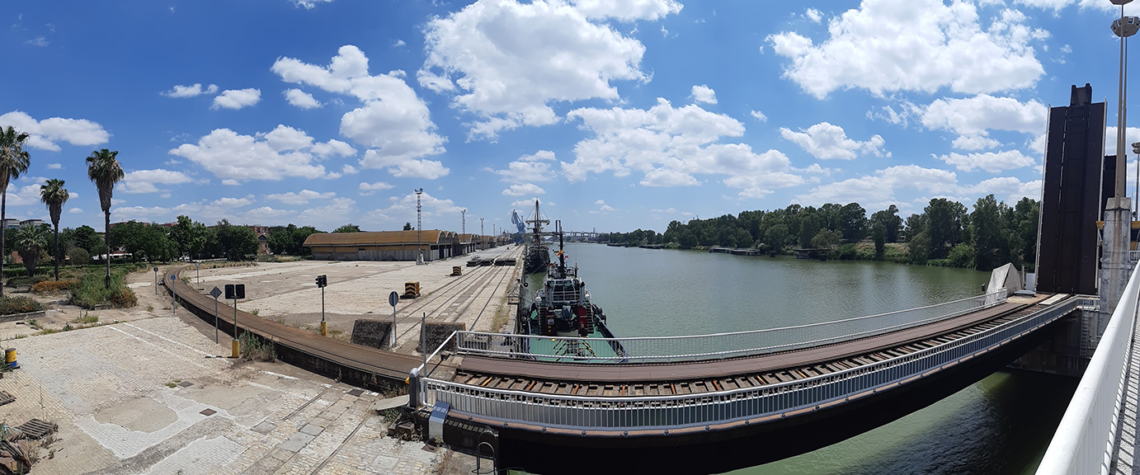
xmin=303 ymin=230 xmax=458 ymax=247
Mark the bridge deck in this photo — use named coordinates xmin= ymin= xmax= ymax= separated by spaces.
xmin=453 ymin=294 xmax=1055 ymax=396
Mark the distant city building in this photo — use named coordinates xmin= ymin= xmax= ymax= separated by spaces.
xmin=249 ymin=225 xmax=270 ymax=254
xmin=2 ymin=219 xmax=18 ymax=229
xmin=19 ymin=219 xmax=43 ymax=228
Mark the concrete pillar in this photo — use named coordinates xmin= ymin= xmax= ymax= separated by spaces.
xmin=1099 ymin=198 xmax=1133 ymax=344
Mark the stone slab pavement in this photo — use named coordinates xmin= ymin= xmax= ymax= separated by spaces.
xmin=0 ymin=314 xmax=449 ymax=474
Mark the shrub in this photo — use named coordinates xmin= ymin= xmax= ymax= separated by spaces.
xmin=70 ymin=271 xmax=138 ymax=309
xmin=69 ymin=248 xmax=90 ymax=267
xmin=948 ymin=243 xmax=975 ymax=269
xmin=0 ymin=296 xmax=44 ymax=316
xmin=32 ymin=280 xmax=75 ymax=293
xmin=239 ymin=331 xmax=277 ymax=362
xmin=835 ymin=243 xmax=858 ymax=260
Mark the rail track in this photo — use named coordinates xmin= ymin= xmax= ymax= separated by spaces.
xmin=451 ymin=296 xmax=1059 ymax=398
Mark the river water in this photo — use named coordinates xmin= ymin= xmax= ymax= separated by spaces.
xmin=552 ymin=242 xmax=1077 ymax=474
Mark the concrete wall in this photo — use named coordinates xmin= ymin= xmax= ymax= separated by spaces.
xmin=350 ymin=320 xmax=393 ymax=349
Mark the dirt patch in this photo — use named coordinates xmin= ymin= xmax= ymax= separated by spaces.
xmin=93 ymin=397 xmax=177 ymax=433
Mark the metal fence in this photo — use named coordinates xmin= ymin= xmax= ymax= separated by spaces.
xmin=417 ymin=296 xmax=1077 ymax=432
xmin=1037 ymin=263 xmax=1140 ymax=475
xmin=455 ymin=290 xmax=1009 ymax=364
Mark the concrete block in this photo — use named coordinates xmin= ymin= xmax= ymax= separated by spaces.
xmin=279 ymin=432 xmax=316 ymax=453
xmin=300 ymin=424 xmax=324 ymax=436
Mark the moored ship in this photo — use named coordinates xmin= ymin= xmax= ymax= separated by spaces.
xmin=523 ymin=200 xmax=551 ymax=274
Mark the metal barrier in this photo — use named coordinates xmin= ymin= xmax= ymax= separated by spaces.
xmin=456 ymin=290 xmax=1009 ymax=364
xmin=417 ymin=297 xmax=1077 ymax=432
xmin=1037 ymin=263 xmax=1140 ymax=475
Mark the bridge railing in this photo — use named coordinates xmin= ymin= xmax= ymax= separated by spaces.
xmin=418 ymin=296 xmax=1076 ymax=431
xmin=455 ymin=290 xmax=1008 ymax=364
xmin=1037 ymin=263 xmax=1140 ymax=475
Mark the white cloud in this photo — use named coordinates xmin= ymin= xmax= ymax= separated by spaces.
xmin=265 ymin=190 xmax=336 ymax=205
xmin=502 ymin=183 xmax=546 ymax=196
xmin=119 ymin=169 xmax=194 ymax=194
xmin=494 ymin=150 xmax=557 ymax=182
xmin=292 ymin=0 xmax=334 ymax=9
xmin=211 ymin=88 xmax=261 ymax=110
xmin=1106 ymin=126 xmax=1140 ymax=157
xmin=1014 ymin=0 xmax=1140 ymax=14
xmin=222 ymin=179 xmax=240 ymax=186
xmin=162 ymin=83 xmax=218 ymax=98
xmin=341 ymin=164 xmax=358 ymax=175
xmin=272 ymin=46 xmax=447 ymax=177
xmin=0 ymin=111 xmax=110 ymax=152
xmin=393 ymin=39 xmax=406 ymax=47
xmin=562 ymin=98 xmax=803 ymax=198
xmin=572 ymin=0 xmax=683 ymax=21
xmin=46 ymin=163 xmax=61 ymax=170
xmin=359 ymin=181 xmax=393 ymax=196
xmin=310 ymin=139 xmax=356 ymax=158
xmin=68 ymin=208 xmax=82 ymax=214
xmin=25 ymin=36 xmax=48 ymax=47
xmin=780 ymin=122 xmax=886 ymax=160
xmin=921 ymin=94 xmax=1047 ymax=150
xmin=935 ymin=149 xmax=1036 ymax=173
xmin=768 ymin=0 xmax=1047 ymax=98
xmin=170 ymin=125 xmax=335 ymax=181
xmin=419 ymin=0 xmax=673 ymax=139
xmin=690 ymin=85 xmax=717 ymax=104
xmin=511 ymin=197 xmax=547 ymax=208
xmin=804 ymin=8 xmax=823 ymax=23
xmin=797 ymin=165 xmax=958 ymax=206
xmin=962 ymin=176 xmax=1043 ymax=203
xmin=750 ymin=110 xmax=767 ymax=122
xmin=284 ymin=89 xmax=321 ymax=109
xmin=366 ymin=192 xmax=460 ymax=224
xmin=116 ymin=195 xmax=260 ymax=224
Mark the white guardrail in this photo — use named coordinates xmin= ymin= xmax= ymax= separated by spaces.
xmin=1037 ymin=262 xmax=1140 ymax=475
xmin=412 ymin=296 xmax=1079 ymax=432
xmin=454 ymin=290 xmax=1009 ymax=364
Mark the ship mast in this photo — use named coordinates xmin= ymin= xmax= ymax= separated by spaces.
xmin=557 ymin=220 xmax=566 ymax=276
xmin=525 ymin=199 xmax=549 ymax=241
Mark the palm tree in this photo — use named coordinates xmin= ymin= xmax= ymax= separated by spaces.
xmin=0 ymin=127 xmax=31 ymax=297
xmin=14 ymin=225 xmax=49 ymax=278
xmin=86 ymin=149 xmax=124 ymax=290
xmin=40 ymin=179 xmax=69 ymax=281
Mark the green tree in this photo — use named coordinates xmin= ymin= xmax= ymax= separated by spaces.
xmin=70 ymin=225 xmax=101 ymax=256
xmin=215 ymin=220 xmax=259 ymax=260
xmin=39 ymin=179 xmax=69 ymax=281
xmin=87 ymin=149 xmax=125 ymax=289
xmin=837 ymin=203 xmax=867 ymax=241
xmin=0 ymin=126 xmax=31 ymax=295
xmin=871 ymin=222 xmax=886 ymax=260
xmin=170 ymin=215 xmax=207 ymax=259
xmin=925 ymin=198 xmax=967 ymax=259
xmin=68 ymin=247 xmax=89 ymax=267
xmin=905 ymin=213 xmax=926 ymax=241
xmin=14 ymin=224 xmax=49 ymax=277
xmin=1011 ymin=197 xmax=1040 ymax=269
xmin=871 ymin=205 xmax=902 ymax=243
xmin=403 ymin=222 xmax=413 ymax=231
xmin=334 ymin=224 xmax=361 ymax=233
xmin=732 ymin=228 xmax=754 ymax=248
xmin=764 ymin=224 xmax=789 ymax=251
xmin=948 ymin=243 xmax=975 ymax=268
xmin=909 ymin=231 xmax=930 ymax=265
xmin=970 ymin=194 xmax=1008 ymax=271
xmin=811 ymin=229 xmax=841 ymax=250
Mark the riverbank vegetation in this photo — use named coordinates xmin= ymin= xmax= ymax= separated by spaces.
xmin=600 ymin=194 xmax=1039 ymax=272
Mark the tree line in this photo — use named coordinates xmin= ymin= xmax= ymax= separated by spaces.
xmin=599 ymin=195 xmax=1041 ymax=272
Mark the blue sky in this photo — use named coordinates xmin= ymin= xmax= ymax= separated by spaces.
xmin=4 ymin=0 xmax=1138 ymax=233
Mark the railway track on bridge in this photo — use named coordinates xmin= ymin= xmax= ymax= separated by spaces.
xmin=450 ymin=294 xmax=1060 ymax=398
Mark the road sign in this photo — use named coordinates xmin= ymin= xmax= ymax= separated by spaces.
xmin=209 ymin=287 xmax=222 ymax=299
xmin=389 ymin=291 xmax=399 ymax=308
xmin=209 ymin=286 xmax=222 ymax=343
xmin=153 ymin=266 xmax=158 ymax=273
xmin=225 ymin=284 xmax=245 ymax=300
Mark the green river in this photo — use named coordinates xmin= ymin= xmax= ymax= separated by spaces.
xmin=550 ymin=242 xmax=1077 ymax=474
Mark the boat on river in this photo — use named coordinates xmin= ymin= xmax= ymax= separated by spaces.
xmin=523 ymin=221 xmax=621 ymax=359
xmin=523 ymin=200 xmax=551 ymax=274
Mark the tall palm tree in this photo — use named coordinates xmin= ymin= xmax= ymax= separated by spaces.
xmin=0 ymin=127 xmax=31 ymax=297
xmin=86 ymin=149 xmax=124 ymax=290
xmin=40 ymin=179 xmax=69 ymax=281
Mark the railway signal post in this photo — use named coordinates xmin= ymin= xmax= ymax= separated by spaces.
xmin=316 ymin=275 xmax=328 ymax=336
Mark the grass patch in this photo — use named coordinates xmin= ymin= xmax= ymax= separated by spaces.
xmin=32 ymin=280 xmax=75 ymax=293
xmin=251 ymin=309 xmax=260 ymax=316
xmin=165 ymin=382 xmax=176 ymax=388
xmin=69 ymin=270 xmax=138 ymax=309
xmin=72 ymin=314 xmax=98 ymax=324
xmin=239 ymin=331 xmax=277 ymax=362
xmin=0 ymin=296 xmax=44 ymax=316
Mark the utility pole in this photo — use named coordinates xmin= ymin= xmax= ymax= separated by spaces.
xmin=415 ymin=188 xmax=424 ymax=265
xmin=480 ymin=218 xmax=485 ymax=250
xmin=461 ymin=208 xmax=466 ymax=235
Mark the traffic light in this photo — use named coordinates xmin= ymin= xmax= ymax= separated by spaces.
xmin=316 ymin=275 xmax=327 ymax=288
xmin=224 ymin=284 xmax=245 ymax=300
xmin=1132 ymin=142 xmax=1140 ymax=155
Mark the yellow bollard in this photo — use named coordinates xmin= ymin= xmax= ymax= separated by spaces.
xmin=232 ymin=339 xmax=240 ymax=358
xmin=320 ymin=321 xmax=327 ymax=336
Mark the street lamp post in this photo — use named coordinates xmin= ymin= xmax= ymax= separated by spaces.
xmin=415 ymin=188 xmax=424 ymax=265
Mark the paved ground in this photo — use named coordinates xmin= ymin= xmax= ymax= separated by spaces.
xmin=186 ymin=248 xmax=523 ymax=352
xmin=0 ymin=311 xmax=451 ymax=474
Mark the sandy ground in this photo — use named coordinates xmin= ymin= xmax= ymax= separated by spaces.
xmin=183 ymin=247 xmax=524 ymax=353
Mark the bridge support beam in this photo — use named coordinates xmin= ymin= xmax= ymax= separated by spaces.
xmin=1008 ymin=312 xmax=1088 ymax=377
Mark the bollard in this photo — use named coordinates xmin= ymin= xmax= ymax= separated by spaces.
xmin=321 ymin=321 xmax=327 ymax=336
xmin=232 ymin=339 xmax=240 ymax=358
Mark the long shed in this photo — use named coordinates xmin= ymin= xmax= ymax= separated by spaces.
xmin=304 ymin=230 xmax=461 ymax=261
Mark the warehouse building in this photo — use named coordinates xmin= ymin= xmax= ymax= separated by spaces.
xmin=304 ymin=230 xmax=462 ymax=261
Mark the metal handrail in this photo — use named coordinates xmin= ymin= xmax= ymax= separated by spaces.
xmin=418 ymin=297 xmax=1076 ymax=431
xmin=1037 ymin=263 xmax=1140 ymax=475
xmin=456 ymin=290 xmax=1008 ymax=363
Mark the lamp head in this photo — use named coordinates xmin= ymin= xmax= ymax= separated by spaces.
xmin=1115 ymin=16 xmax=1140 ymax=37
xmin=1112 ymin=0 xmax=1133 ymax=5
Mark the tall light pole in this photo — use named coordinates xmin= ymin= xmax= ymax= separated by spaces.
xmin=415 ymin=188 xmax=424 ymax=265
xmin=480 ymin=218 xmax=485 ymax=250
xmin=461 ymin=208 xmax=466 ymax=235
xmin=1104 ymin=2 xmax=1139 ymax=335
